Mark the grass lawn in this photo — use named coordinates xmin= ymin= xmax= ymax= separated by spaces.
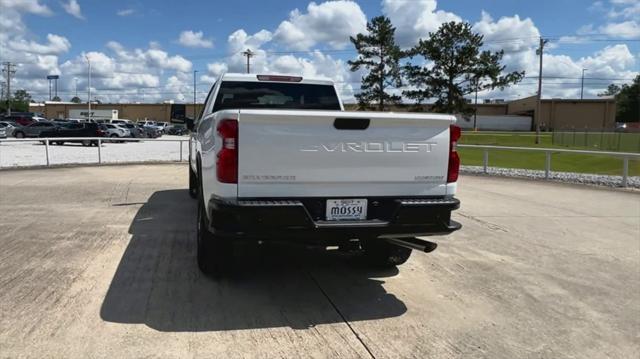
xmin=459 ymin=131 xmax=640 ymax=176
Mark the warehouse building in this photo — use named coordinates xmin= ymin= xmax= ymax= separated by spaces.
xmin=32 ymin=96 xmax=615 ymax=130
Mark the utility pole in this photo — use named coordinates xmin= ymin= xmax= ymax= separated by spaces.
xmin=535 ymin=37 xmax=548 ymax=143
xmin=580 ymin=68 xmax=587 ymax=100
xmin=48 ymin=77 xmax=52 ymax=100
xmin=2 ymin=62 xmax=17 ymax=116
xmin=193 ymin=70 xmax=198 ymax=120
xmin=85 ymin=55 xmax=92 ymax=121
xmin=473 ymin=77 xmax=479 ymax=131
xmin=242 ymin=49 xmax=254 ymax=74
xmin=74 ymin=77 xmax=78 ymax=98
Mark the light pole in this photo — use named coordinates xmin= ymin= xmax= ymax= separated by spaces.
xmin=580 ymin=68 xmax=587 ymax=100
xmin=85 ymin=54 xmax=91 ymax=121
xmin=74 ymin=77 xmax=78 ymax=98
xmin=473 ymin=77 xmax=479 ymax=131
xmin=193 ymin=70 xmax=198 ymax=120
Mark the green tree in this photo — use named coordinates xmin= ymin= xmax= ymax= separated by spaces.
xmin=403 ymin=21 xmax=524 ymax=114
xmin=348 ymin=16 xmax=404 ymax=111
xmin=52 ymin=95 xmax=61 ymax=102
xmin=597 ymin=84 xmax=621 ymax=97
xmin=70 ymin=96 xmax=82 ymax=103
xmin=3 ymin=89 xmax=32 ymax=112
xmin=614 ymin=75 xmax=639 ymax=122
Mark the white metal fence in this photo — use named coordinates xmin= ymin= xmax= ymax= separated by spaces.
xmin=459 ymin=144 xmax=640 ymax=187
xmin=1 ymin=138 xmax=638 ymax=187
xmin=0 ymin=137 xmax=189 ymax=167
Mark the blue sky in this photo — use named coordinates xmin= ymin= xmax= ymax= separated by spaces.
xmin=1 ymin=0 xmax=639 ymax=103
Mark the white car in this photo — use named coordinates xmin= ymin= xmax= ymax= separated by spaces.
xmin=0 ymin=121 xmax=15 ymax=138
xmin=188 ymin=73 xmax=462 ymax=276
xmin=113 ymin=124 xmax=132 ymax=137
xmin=102 ymin=124 xmax=129 ymax=139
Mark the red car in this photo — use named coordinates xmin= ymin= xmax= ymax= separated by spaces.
xmin=2 ymin=113 xmax=38 ymax=126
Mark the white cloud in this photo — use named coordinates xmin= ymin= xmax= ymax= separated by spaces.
xmin=205 ymin=28 xmax=356 ymax=101
xmin=145 ymin=49 xmax=192 ymax=72
xmin=177 ymin=30 xmax=214 ymax=48
xmin=273 ymin=0 xmax=366 ymax=50
xmin=598 ymin=20 xmax=640 ymax=38
xmin=9 ymin=33 xmax=71 ymax=54
xmin=117 ymin=8 xmax=135 ymax=16
xmin=0 ymin=0 xmax=52 ymax=15
xmin=382 ymin=0 xmax=461 ymax=47
xmin=473 ymin=11 xmax=540 ymax=53
xmin=62 ymin=0 xmax=84 ymax=20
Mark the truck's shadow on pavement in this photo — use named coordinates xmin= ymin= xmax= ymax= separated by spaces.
xmin=100 ymin=189 xmax=407 ymax=332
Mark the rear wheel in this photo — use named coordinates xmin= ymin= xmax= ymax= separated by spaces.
xmin=81 ymin=140 xmax=91 ymax=147
xmin=362 ymin=239 xmax=412 ymax=267
xmin=55 ymin=141 xmax=64 ymax=146
xmin=15 ymin=131 xmax=24 ymax=138
xmin=196 ymin=165 xmax=233 ymax=277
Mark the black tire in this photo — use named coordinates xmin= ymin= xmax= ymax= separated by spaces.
xmin=188 ymin=163 xmax=198 ymax=199
xmin=81 ymin=140 xmax=91 ymax=147
xmin=362 ymin=239 xmax=412 ymax=267
xmin=196 ymin=164 xmax=233 ymax=277
xmin=15 ymin=131 xmax=24 ymax=138
xmin=56 ymin=141 xmax=64 ymax=146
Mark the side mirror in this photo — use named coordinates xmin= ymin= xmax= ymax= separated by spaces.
xmin=186 ymin=118 xmax=194 ymax=131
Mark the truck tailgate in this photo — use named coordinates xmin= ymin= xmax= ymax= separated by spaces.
xmin=237 ymin=110 xmax=455 ymax=198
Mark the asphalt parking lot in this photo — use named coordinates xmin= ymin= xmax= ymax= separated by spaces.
xmin=0 ymin=164 xmax=638 ymax=358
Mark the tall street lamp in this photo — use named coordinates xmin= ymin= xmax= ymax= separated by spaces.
xmin=85 ymin=55 xmax=91 ymax=121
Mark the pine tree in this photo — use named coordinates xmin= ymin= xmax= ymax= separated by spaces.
xmin=403 ymin=21 xmax=524 ymax=114
xmin=348 ymin=16 xmax=403 ymax=111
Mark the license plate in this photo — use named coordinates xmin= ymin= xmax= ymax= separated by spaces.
xmin=326 ymin=199 xmax=367 ymax=221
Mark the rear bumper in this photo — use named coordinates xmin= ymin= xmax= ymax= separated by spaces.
xmin=207 ymin=196 xmax=461 ymax=241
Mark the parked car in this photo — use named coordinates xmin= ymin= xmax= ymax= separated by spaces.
xmin=0 ymin=121 xmax=16 ymax=137
xmin=136 ymin=123 xmax=161 ymax=138
xmin=121 ymin=123 xmax=144 ymax=137
xmin=112 ymin=119 xmax=133 ymax=125
xmin=100 ymin=124 xmax=128 ymax=140
xmin=13 ymin=121 xmax=58 ymax=138
xmin=40 ymin=123 xmax=105 ymax=146
xmin=155 ymin=122 xmax=170 ymax=132
xmin=112 ymin=124 xmax=132 ymax=137
xmin=188 ymin=73 xmax=461 ymax=276
xmin=166 ymin=124 xmax=188 ymax=135
xmin=0 ymin=126 xmax=6 ymax=139
xmin=1 ymin=113 xmax=39 ymax=126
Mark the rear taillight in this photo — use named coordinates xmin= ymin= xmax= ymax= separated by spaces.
xmin=216 ymin=119 xmax=238 ymax=183
xmin=447 ymin=124 xmax=461 ymax=183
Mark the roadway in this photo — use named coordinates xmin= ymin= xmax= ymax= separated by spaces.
xmin=0 ymin=164 xmax=638 ymax=358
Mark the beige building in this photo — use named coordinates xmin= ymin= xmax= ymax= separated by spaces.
xmin=33 ymin=96 xmax=616 ymax=130
xmin=31 ymin=103 xmax=205 ymax=123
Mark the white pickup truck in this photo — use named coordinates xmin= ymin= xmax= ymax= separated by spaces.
xmin=188 ymin=73 xmax=461 ymax=276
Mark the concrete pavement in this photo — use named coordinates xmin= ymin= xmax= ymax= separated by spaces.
xmin=0 ymin=164 xmax=638 ymax=358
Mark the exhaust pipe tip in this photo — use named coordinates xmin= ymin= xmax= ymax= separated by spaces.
xmin=386 ymin=237 xmax=438 ymax=253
